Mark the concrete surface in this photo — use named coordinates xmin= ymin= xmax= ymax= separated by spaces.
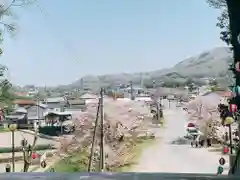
xmin=132 ymin=104 xmax=230 ymax=174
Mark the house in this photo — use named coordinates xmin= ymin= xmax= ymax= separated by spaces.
xmin=14 ymin=92 xmax=29 ymax=97
xmin=80 ymin=93 xmax=98 ymax=104
xmin=124 ymin=86 xmax=145 ymax=94
xmin=26 ymin=103 xmax=47 ymax=120
xmin=134 ymin=95 xmax=152 ymax=103
xmin=43 ymin=97 xmax=66 ymax=111
xmin=5 ymin=108 xmax=28 ymax=129
xmin=66 ymin=99 xmax=86 ymax=111
xmin=14 ymin=99 xmax=35 ymax=108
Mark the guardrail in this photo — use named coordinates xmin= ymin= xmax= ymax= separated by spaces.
xmin=0 ymin=172 xmax=236 ymax=180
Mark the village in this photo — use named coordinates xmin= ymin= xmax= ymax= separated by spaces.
xmin=0 ymin=0 xmax=239 ymax=178
xmin=0 ymin=83 xmax=237 ymax=174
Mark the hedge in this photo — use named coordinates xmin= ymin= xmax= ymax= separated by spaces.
xmin=0 ymin=144 xmax=54 ymax=153
xmin=39 ymin=126 xmax=62 ymax=136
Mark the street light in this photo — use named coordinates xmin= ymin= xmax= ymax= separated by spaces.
xmin=8 ymin=123 xmax=17 ymax=172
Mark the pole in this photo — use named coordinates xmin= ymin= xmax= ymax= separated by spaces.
xmin=152 ymin=80 xmax=156 ymax=89
xmin=130 ymin=81 xmax=134 ymax=100
xmin=156 ymin=99 xmax=160 ymax=122
xmin=99 ymin=88 xmax=105 ymax=171
xmin=226 ymin=0 xmax=240 ymax=174
xmin=88 ymin=99 xmax=100 ymax=172
xmin=37 ymin=98 xmax=40 ymax=129
xmin=229 ymin=125 xmax=233 ymax=154
xmin=12 ymin=130 xmax=15 ymax=172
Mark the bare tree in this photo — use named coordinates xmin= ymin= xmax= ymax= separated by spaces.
xmin=21 ymin=136 xmax=38 ymax=172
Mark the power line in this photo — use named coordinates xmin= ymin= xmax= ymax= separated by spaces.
xmin=34 ymin=2 xmax=78 ymax=63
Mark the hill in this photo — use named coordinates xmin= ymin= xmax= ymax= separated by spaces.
xmin=41 ymin=47 xmax=232 ymax=91
xmin=60 ymin=47 xmax=233 ymax=90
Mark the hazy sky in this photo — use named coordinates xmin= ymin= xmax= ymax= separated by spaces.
xmin=1 ymin=0 xmax=225 ymax=86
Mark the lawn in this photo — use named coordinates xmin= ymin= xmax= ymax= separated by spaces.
xmin=48 ymin=136 xmax=156 ymax=172
xmin=48 ymin=148 xmax=89 ymax=172
xmin=0 ymin=127 xmax=10 ymax=133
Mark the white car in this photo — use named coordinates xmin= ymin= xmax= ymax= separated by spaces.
xmin=185 ymin=127 xmax=202 ymax=139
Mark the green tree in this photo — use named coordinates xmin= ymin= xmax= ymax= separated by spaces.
xmin=0 ymin=0 xmax=34 ymax=109
xmin=0 ymin=1 xmax=37 ymax=172
xmin=0 ymin=65 xmax=14 ymax=109
xmin=206 ymin=0 xmax=230 ymax=45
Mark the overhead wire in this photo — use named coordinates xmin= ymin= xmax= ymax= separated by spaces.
xmin=34 ymin=2 xmax=78 ymax=63
xmin=34 ymin=3 xmax=106 ymax=172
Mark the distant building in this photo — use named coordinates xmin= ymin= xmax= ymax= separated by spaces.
xmin=65 ymin=99 xmax=86 ymax=112
xmin=27 ymin=89 xmax=39 ymax=97
xmin=14 ymin=99 xmax=35 ymax=108
xmin=80 ymin=93 xmax=98 ymax=104
xmin=43 ymin=97 xmax=66 ymax=111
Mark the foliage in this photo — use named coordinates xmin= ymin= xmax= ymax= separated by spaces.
xmin=143 ymin=78 xmax=206 ymax=89
xmin=0 ymin=0 xmax=35 ymax=109
xmin=206 ymin=0 xmax=230 ymax=45
xmin=51 ymin=148 xmax=89 ymax=172
xmin=0 ymin=65 xmax=13 ymax=108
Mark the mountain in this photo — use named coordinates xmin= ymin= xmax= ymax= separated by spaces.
xmin=66 ymin=47 xmax=233 ymax=90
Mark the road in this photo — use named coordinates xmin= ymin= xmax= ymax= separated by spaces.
xmin=0 ymin=131 xmax=55 ymax=148
xmin=131 ymin=104 xmax=229 ymax=174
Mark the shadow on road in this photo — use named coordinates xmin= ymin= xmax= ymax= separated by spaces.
xmin=170 ymin=137 xmax=190 ymax=145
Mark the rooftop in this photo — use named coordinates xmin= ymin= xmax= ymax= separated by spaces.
xmin=45 ymin=97 xmax=65 ymax=103
xmin=80 ymin=93 xmax=98 ymax=99
xmin=14 ymin=99 xmax=35 ymax=105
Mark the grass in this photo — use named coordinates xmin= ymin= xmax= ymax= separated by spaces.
xmin=47 ymin=136 xmax=156 ymax=173
xmin=48 ymin=148 xmax=89 ymax=172
xmin=0 ymin=127 xmax=10 ymax=133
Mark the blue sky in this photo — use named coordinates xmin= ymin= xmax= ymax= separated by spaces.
xmin=1 ymin=0 xmax=225 ymax=86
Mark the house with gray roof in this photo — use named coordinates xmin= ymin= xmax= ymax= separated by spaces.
xmin=43 ymin=97 xmax=66 ymax=111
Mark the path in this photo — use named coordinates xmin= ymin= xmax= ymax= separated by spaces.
xmin=132 ymin=103 xmax=229 ymax=174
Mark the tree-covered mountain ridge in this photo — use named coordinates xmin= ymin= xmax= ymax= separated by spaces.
xmin=68 ymin=47 xmax=232 ymax=89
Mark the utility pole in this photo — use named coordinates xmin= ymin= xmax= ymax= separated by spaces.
xmin=130 ymin=81 xmax=134 ymax=100
xmin=156 ymin=98 xmax=160 ymax=124
xmin=99 ymin=88 xmax=105 ymax=171
xmin=152 ymin=80 xmax=156 ymax=89
xmin=88 ymin=99 xmax=100 ymax=172
xmin=80 ymin=78 xmax=84 ymax=90
xmin=140 ymin=73 xmax=143 ymax=88
xmin=36 ymin=97 xmax=40 ymax=131
xmin=226 ymin=0 xmax=240 ymax=175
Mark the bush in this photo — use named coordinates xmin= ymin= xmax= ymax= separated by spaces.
xmin=0 ymin=144 xmax=54 ymax=153
xmin=50 ymin=148 xmax=89 ymax=172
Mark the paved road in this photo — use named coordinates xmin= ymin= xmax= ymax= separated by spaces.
xmin=132 ymin=105 xmax=229 ymax=174
xmin=0 ymin=131 xmax=55 ymax=148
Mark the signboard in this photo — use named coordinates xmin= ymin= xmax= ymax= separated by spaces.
xmin=219 ymin=157 xmax=226 ymax=165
